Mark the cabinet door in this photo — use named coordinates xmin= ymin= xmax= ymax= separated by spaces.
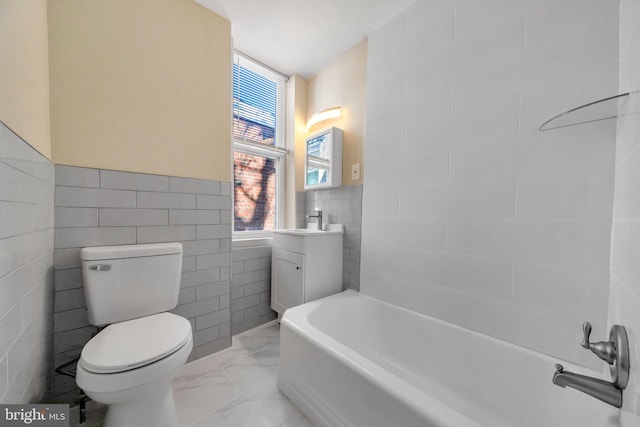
xmin=272 ymin=248 xmax=305 ymax=311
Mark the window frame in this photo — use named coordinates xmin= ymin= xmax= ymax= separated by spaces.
xmin=232 ymin=52 xmax=288 ymax=240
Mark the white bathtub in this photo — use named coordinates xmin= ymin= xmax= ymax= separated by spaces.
xmin=278 ymin=290 xmax=620 ymax=427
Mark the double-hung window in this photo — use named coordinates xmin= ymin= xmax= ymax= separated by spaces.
xmin=232 ymin=52 xmax=287 ymax=237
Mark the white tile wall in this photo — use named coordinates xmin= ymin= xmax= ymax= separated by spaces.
xmin=446 ymin=219 xmax=611 ymax=270
xmin=367 ymin=150 xmax=449 ymax=187
xmin=609 ymin=0 xmax=640 ymax=423
xmin=297 ymin=185 xmax=363 ymax=290
xmin=398 ymin=179 xmax=517 ymax=219
xmin=516 ymin=170 xmax=615 ymax=220
xmin=361 ymin=0 xmax=618 ymax=369
xmin=0 ymin=122 xmax=54 ymax=403
xmin=401 ymin=95 xmax=520 ymax=155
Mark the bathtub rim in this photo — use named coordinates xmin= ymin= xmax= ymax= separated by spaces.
xmin=280 ymin=290 xmax=482 ymax=427
xmin=280 ymin=289 xmax=615 ymax=426
xmin=286 ymin=289 xmax=609 ymax=375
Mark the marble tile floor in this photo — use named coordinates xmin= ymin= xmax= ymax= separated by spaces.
xmin=72 ymin=320 xmax=314 ymax=427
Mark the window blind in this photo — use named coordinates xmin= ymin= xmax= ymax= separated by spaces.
xmin=233 ymin=53 xmax=287 ymax=147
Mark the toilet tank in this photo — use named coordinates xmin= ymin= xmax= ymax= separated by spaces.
xmin=81 ymin=243 xmax=183 ymax=326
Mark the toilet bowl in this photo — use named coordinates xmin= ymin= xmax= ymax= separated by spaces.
xmin=76 ymin=243 xmax=192 ymax=427
xmin=76 ymin=313 xmax=192 ymax=427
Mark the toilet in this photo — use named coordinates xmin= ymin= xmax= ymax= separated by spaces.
xmin=76 ymin=243 xmax=193 ymax=427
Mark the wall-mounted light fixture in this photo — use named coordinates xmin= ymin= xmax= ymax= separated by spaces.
xmin=306 ymin=106 xmax=342 ymax=131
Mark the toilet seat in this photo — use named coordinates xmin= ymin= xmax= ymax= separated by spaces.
xmin=79 ymin=312 xmax=191 ymax=374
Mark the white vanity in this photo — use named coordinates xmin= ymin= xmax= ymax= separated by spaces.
xmin=271 ymin=225 xmax=343 ymax=318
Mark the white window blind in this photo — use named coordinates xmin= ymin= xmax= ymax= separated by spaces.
xmin=233 ymin=52 xmax=287 ymax=148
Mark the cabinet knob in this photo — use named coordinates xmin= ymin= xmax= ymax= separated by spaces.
xmin=296 ymin=266 xmax=301 ymax=270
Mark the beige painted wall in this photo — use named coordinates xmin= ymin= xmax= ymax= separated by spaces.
xmin=49 ymin=0 xmax=231 ymax=181
xmin=304 ymin=39 xmax=367 ymax=189
xmin=286 ymin=75 xmax=307 ymax=227
xmin=0 ymin=0 xmax=51 ymax=159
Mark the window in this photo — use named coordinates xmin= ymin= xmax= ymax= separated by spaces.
xmin=232 ymin=52 xmax=287 ymax=236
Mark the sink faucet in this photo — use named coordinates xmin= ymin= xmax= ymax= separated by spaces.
xmin=551 ymin=322 xmax=629 ymax=408
xmin=552 ymin=364 xmax=622 ymax=408
xmin=306 ymin=209 xmax=322 ymax=231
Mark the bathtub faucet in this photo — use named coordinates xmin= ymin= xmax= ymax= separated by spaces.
xmin=552 ymin=364 xmax=622 ymax=408
xmin=551 ymin=322 xmax=629 ymax=408
xmin=306 ymin=209 xmax=322 ymax=231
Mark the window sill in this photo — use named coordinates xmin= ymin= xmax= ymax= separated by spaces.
xmin=232 ymin=236 xmax=272 ymax=249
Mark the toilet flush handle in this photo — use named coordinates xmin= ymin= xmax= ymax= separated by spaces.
xmin=89 ymin=264 xmax=111 ymax=271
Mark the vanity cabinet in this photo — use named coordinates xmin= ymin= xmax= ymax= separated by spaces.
xmin=271 ymin=229 xmax=343 ymax=318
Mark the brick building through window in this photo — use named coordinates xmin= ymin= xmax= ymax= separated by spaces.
xmin=232 ymin=53 xmax=286 ymax=234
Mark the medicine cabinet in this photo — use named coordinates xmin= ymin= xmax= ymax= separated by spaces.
xmin=304 ymin=127 xmax=342 ymax=190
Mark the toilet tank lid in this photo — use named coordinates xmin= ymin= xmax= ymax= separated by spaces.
xmin=81 ymin=242 xmax=182 ymax=261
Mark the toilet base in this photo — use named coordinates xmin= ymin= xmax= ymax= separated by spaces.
xmin=103 ymin=388 xmax=179 ymax=427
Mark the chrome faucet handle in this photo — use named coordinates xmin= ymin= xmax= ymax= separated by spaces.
xmin=581 ymin=322 xmax=616 ymax=365
xmin=580 ymin=322 xmax=592 ymax=349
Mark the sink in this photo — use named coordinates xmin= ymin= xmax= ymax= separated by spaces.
xmin=274 ymin=224 xmax=343 ymax=236
xmin=289 ymin=228 xmax=326 ymax=234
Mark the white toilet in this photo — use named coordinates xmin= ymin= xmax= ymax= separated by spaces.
xmin=76 ymin=243 xmax=193 ymax=427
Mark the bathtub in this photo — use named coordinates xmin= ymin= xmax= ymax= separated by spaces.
xmin=278 ymin=290 xmax=619 ymax=427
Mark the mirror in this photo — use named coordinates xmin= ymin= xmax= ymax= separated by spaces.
xmin=304 ymin=127 xmax=343 ymax=190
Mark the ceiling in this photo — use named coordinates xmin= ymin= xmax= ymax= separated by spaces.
xmin=194 ymin=0 xmax=416 ymax=79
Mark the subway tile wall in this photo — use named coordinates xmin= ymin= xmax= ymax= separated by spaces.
xmin=229 ymin=184 xmax=363 ymax=334
xmin=296 ymin=185 xmax=363 ymax=291
xmin=0 ymin=122 xmax=54 ymax=403
xmin=609 ymin=0 xmax=640 ymax=422
xmin=231 ymin=245 xmax=276 ymax=335
xmin=361 ymin=0 xmax=618 ymax=370
xmin=53 ymin=165 xmax=231 ymax=402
